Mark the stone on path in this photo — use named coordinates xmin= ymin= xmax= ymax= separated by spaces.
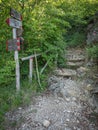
xmin=54 ymin=68 xmax=77 ymax=77
xmin=42 ymin=120 xmax=50 ymax=128
xmin=67 ymin=61 xmax=84 ymax=68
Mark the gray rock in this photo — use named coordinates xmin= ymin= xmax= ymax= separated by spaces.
xmin=42 ymin=120 xmax=50 ymax=128
xmin=54 ymin=69 xmax=77 ymax=77
xmin=48 ymin=75 xmax=63 ymax=86
xmin=64 ymin=127 xmax=72 ymax=130
xmin=67 ymin=61 xmax=84 ymax=67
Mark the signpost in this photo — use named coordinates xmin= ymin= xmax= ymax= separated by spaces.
xmin=6 ymin=8 xmax=23 ymax=91
xmin=6 ymin=38 xmax=20 ymax=51
xmin=16 ymin=27 xmax=23 ymax=37
xmin=10 ymin=8 xmax=22 ymax=21
xmin=6 ymin=39 xmax=17 ymax=51
xmin=6 ymin=18 xmax=22 ymax=28
xmin=13 ymin=28 xmax=20 ymax=91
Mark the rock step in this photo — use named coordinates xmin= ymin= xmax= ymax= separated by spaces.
xmin=54 ymin=68 xmax=77 ymax=78
xmin=66 ymin=49 xmax=85 ymax=62
xmin=66 ymin=61 xmax=84 ymax=69
xmin=67 ymin=49 xmax=85 ymax=55
xmin=66 ymin=54 xmax=85 ymax=62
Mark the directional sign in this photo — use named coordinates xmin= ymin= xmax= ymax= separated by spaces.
xmin=6 ymin=39 xmax=17 ymax=51
xmin=6 ymin=39 xmax=20 ymax=51
xmin=6 ymin=18 xmax=22 ymax=28
xmin=16 ymin=27 xmax=23 ymax=37
xmin=10 ymin=8 xmax=22 ymax=21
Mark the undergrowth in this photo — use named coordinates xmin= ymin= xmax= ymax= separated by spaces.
xmin=86 ymin=44 xmax=98 ymax=59
xmin=0 ymin=73 xmax=49 ymax=130
xmin=65 ymin=32 xmax=86 ymax=48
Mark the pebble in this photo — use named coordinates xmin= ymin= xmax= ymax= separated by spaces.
xmin=18 ymin=107 xmax=22 ymax=110
xmin=42 ymin=120 xmax=50 ymax=128
xmin=86 ymin=84 xmax=93 ymax=91
xmin=66 ymin=119 xmax=70 ymax=122
xmin=55 ymin=100 xmax=59 ymax=104
xmin=77 ymin=120 xmax=79 ymax=123
xmin=72 ymin=97 xmax=77 ymax=101
xmin=64 ymin=127 xmax=72 ymax=130
xmin=66 ymin=98 xmax=70 ymax=102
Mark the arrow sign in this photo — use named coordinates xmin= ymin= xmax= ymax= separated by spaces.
xmin=16 ymin=27 xmax=23 ymax=37
xmin=6 ymin=18 xmax=22 ymax=28
xmin=6 ymin=39 xmax=17 ymax=51
xmin=6 ymin=38 xmax=20 ymax=51
xmin=10 ymin=8 xmax=22 ymax=21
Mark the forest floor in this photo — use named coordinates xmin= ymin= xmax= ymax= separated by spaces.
xmin=5 ymin=48 xmax=98 ymax=130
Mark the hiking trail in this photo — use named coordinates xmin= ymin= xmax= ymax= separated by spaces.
xmin=5 ymin=48 xmax=98 ymax=130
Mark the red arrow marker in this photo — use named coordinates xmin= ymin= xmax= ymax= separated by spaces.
xmin=6 ymin=18 xmax=10 ymax=25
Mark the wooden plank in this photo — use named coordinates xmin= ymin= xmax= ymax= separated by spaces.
xmin=7 ymin=38 xmax=20 ymax=51
xmin=6 ymin=18 xmax=22 ymax=28
xmin=16 ymin=28 xmax=23 ymax=37
xmin=10 ymin=8 xmax=22 ymax=21
xmin=21 ymin=50 xmax=49 ymax=61
xmin=7 ymin=39 xmax=17 ymax=51
xmin=21 ymin=53 xmax=41 ymax=61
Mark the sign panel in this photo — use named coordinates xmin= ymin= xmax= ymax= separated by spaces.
xmin=6 ymin=39 xmax=17 ymax=51
xmin=6 ymin=39 xmax=20 ymax=51
xmin=16 ymin=28 xmax=23 ymax=37
xmin=6 ymin=18 xmax=22 ymax=28
xmin=10 ymin=8 xmax=22 ymax=21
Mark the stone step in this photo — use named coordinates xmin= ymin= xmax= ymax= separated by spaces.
xmin=54 ymin=68 xmax=77 ymax=78
xmin=66 ymin=54 xmax=85 ymax=62
xmin=66 ymin=49 xmax=85 ymax=62
xmin=67 ymin=49 xmax=85 ymax=55
xmin=66 ymin=61 xmax=84 ymax=68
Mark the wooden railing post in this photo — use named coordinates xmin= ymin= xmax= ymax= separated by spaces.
xmin=29 ymin=58 xmax=33 ymax=83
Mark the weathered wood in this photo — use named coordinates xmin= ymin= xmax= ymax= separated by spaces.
xmin=16 ymin=27 xmax=23 ymax=37
xmin=13 ymin=28 xmax=20 ymax=91
xmin=21 ymin=50 xmax=49 ymax=61
xmin=7 ymin=39 xmax=17 ymax=51
xmin=29 ymin=58 xmax=33 ymax=83
xmin=35 ymin=52 xmax=41 ymax=87
xmin=10 ymin=8 xmax=22 ymax=21
xmin=6 ymin=18 xmax=22 ymax=28
xmin=40 ymin=58 xmax=51 ymax=74
xmin=21 ymin=53 xmax=41 ymax=61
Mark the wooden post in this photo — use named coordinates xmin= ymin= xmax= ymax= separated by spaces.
xmin=35 ymin=52 xmax=41 ymax=87
xmin=29 ymin=58 xmax=33 ymax=83
xmin=13 ymin=28 xmax=20 ymax=91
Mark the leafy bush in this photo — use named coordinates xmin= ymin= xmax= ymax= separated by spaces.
xmin=0 ymin=0 xmax=98 ymax=86
xmin=65 ymin=32 xmax=86 ymax=47
xmin=0 ymin=60 xmax=15 ymax=86
xmin=86 ymin=45 xmax=98 ymax=59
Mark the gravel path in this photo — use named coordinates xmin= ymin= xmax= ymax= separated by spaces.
xmin=5 ymin=78 xmax=98 ymax=130
xmin=5 ymin=49 xmax=98 ymax=130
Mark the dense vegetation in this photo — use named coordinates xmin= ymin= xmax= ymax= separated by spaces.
xmin=0 ymin=0 xmax=98 ymax=86
xmin=0 ymin=0 xmax=98 ymax=129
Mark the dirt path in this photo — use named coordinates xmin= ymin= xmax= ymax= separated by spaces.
xmin=5 ymin=48 xmax=98 ymax=130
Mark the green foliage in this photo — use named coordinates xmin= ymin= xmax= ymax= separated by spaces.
xmin=65 ymin=32 xmax=86 ymax=47
xmin=86 ymin=45 xmax=98 ymax=59
xmin=0 ymin=60 xmax=15 ymax=85
xmin=0 ymin=0 xmax=98 ymax=129
xmin=0 ymin=0 xmax=98 ymax=86
xmin=0 ymin=80 xmax=38 ymax=130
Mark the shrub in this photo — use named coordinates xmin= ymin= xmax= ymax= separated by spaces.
xmin=86 ymin=45 xmax=98 ymax=59
xmin=65 ymin=32 xmax=86 ymax=47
